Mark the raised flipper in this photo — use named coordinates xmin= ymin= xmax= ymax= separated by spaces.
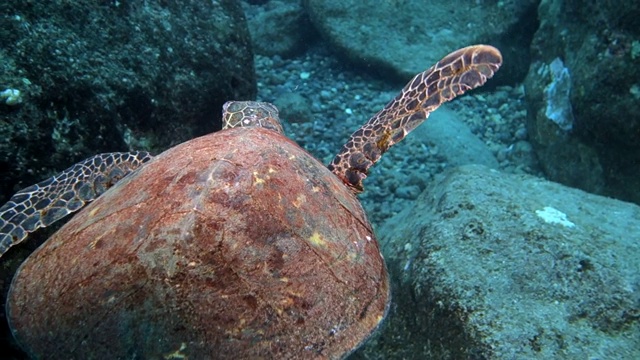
xmin=0 ymin=151 xmax=153 ymax=256
xmin=328 ymin=45 xmax=503 ymax=192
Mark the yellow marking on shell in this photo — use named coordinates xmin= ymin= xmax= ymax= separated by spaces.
xmin=253 ymin=171 xmax=265 ymax=185
xmin=88 ymin=238 xmax=101 ymax=250
xmin=87 ymin=228 xmax=110 ymax=251
xmin=268 ymin=167 xmax=276 ymax=173
xmin=277 ymin=290 xmax=305 ymax=314
xmin=164 ymin=342 xmax=188 ymax=359
xmin=308 ymin=231 xmax=327 ymax=248
xmin=89 ymin=205 xmax=101 ymax=217
xmin=278 ymin=297 xmax=295 ymax=314
xmin=292 ymin=194 xmax=306 ymax=208
xmin=312 ymin=186 xmax=321 ymax=193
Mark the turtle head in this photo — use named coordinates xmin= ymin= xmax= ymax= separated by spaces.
xmin=328 ymin=45 xmax=503 ymax=193
xmin=222 ymin=101 xmax=284 ymax=134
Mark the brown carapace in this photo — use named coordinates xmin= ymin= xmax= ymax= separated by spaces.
xmin=328 ymin=45 xmax=502 ymax=192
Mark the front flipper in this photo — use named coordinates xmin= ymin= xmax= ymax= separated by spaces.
xmin=0 ymin=151 xmax=152 ymax=256
xmin=328 ymin=45 xmax=503 ymax=192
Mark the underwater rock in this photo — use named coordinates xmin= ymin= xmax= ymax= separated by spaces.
xmin=304 ymin=0 xmax=537 ymax=84
xmin=245 ymin=0 xmax=317 ymax=58
xmin=414 ymin=107 xmax=499 ymax=170
xmin=273 ymin=92 xmax=315 ymax=124
xmin=0 ymin=1 xmax=256 ymax=203
xmin=525 ymin=57 xmax=605 ymax=196
xmin=524 ymin=0 xmax=640 ymax=205
xmin=357 ymin=164 xmax=640 ymax=359
xmin=543 ymin=58 xmax=574 ymax=132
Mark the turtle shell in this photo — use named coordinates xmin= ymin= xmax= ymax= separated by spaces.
xmin=7 ymin=127 xmax=389 ymax=359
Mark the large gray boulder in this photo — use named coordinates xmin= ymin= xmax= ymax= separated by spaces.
xmin=0 ymin=0 xmax=256 ymax=202
xmin=523 ymin=0 xmax=640 ymax=204
xmin=355 ymin=165 xmax=640 ymax=359
xmin=304 ymin=0 xmax=538 ymax=84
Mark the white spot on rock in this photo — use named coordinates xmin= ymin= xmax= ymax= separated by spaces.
xmin=535 ymin=206 xmax=575 ymax=228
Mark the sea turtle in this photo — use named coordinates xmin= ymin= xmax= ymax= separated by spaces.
xmin=0 ymin=45 xmax=502 ymax=359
